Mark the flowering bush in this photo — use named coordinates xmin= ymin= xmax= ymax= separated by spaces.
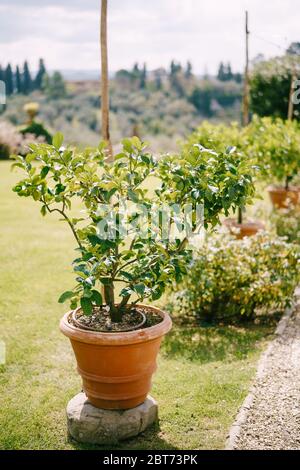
xmin=171 ymin=231 xmax=300 ymax=323
xmin=0 ymin=120 xmax=45 ymax=159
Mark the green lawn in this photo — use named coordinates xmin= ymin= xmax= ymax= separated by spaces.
xmin=0 ymin=161 xmax=273 ymax=450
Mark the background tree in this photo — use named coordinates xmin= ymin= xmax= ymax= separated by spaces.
xmin=286 ymin=42 xmax=300 ymax=56
xmin=5 ymin=64 xmax=14 ymax=95
xmin=250 ymin=55 xmax=300 ymax=120
xmin=217 ymin=62 xmax=226 ymax=81
xmin=22 ymin=61 xmax=32 ymax=95
xmin=185 ymin=61 xmax=193 ymax=79
xmin=34 ymin=58 xmax=46 ymax=90
xmin=140 ymin=63 xmax=147 ymax=89
xmin=15 ymin=66 xmax=22 ymax=94
xmin=42 ymin=72 xmax=66 ymax=99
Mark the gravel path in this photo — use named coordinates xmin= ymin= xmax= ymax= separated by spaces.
xmin=230 ymin=296 xmax=300 ymax=450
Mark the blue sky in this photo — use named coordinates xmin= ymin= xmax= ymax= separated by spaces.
xmin=0 ymin=0 xmax=299 ymax=73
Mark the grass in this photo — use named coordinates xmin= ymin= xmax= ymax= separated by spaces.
xmin=0 ymin=160 xmax=273 ymax=450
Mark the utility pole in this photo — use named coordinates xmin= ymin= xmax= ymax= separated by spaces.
xmin=242 ymin=10 xmax=250 ymax=126
xmin=100 ymin=0 xmax=113 ymax=158
xmin=287 ymin=70 xmax=296 ymax=120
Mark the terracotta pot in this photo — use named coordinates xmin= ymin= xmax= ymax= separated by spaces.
xmin=60 ymin=304 xmax=172 ymax=410
xmin=223 ymin=218 xmax=265 ymax=239
xmin=267 ymin=185 xmax=300 ymax=209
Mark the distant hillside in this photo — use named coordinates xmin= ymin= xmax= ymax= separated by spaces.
xmin=1 ymin=61 xmax=243 ymax=153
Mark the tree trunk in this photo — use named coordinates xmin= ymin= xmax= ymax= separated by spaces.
xmin=100 ymin=0 xmax=113 ymax=159
xmin=238 ymin=206 xmax=243 ymax=225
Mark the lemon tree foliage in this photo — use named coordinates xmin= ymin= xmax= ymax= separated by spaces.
xmin=172 ymin=231 xmax=300 ymax=323
xmin=181 ymin=121 xmax=259 ymax=223
xmin=13 ymin=134 xmax=255 ymax=322
xmin=182 ymin=120 xmax=251 ymax=154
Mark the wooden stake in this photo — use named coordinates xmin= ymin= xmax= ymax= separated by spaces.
xmin=100 ymin=0 xmax=113 ymax=158
xmin=242 ymin=10 xmax=250 ymax=126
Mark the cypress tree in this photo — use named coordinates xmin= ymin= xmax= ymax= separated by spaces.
xmin=217 ymin=62 xmax=225 ymax=81
xmin=22 ymin=61 xmax=32 ymax=94
xmin=140 ymin=63 xmax=147 ymax=88
xmin=34 ymin=58 xmax=46 ymax=90
xmin=185 ymin=61 xmax=193 ymax=78
xmin=5 ymin=64 xmax=14 ymax=95
xmin=15 ymin=65 xmax=22 ymax=93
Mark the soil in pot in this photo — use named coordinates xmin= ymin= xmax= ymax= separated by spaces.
xmin=267 ymin=185 xmax=300 ymax=209
xmin=223 ymin=218 xmax=265 ymax=239
xmin=72 ymin=305 xmax=163 ymax=332
xmin=60 ymin=304 xmax=172 ymax=410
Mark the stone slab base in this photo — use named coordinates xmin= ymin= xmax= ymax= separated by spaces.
xmin=67 ymin=392 xmax=158 ymax=445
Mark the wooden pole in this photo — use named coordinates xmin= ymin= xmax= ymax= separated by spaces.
xmin=100 ymin=0 xmax=113 ymax=158
xmin=242 ymin=10 xmax=250 ymax=127
xmin=238 ymin=11 xmax=250 ymax=225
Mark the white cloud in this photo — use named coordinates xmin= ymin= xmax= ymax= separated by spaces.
xmin=0 ymin=0 xmax=299 ymax=73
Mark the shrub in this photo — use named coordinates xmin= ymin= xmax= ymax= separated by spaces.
xmin=0 ymin=120 xmax=46 ymax=159
xmin=20 ymin=121 xmax=52 ymax=144
xmin=271 ymin=204 xmax=300 ymax=244
xmin=0 ymin=121 xmax=21 ymax=159
xmin=171 ymin=231 xmax=300 ymax=323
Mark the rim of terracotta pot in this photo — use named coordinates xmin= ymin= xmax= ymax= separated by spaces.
xmin=60 ymin=304 xmax=172 ymax=346
xmin=223 ymin=218 xmax=265 ymax=230
xmin=267 ymin=185 xmax=300 ymax=194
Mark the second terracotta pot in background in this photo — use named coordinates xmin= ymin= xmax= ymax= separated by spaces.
xmin=267 ymin=185 xmax=299 ymax=209
xmin=223 ymin=218 xmax=265 ymax=239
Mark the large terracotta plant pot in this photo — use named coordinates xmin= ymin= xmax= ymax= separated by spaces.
xmin=60 ymin=304 xmax=172 ymax=410
xmin=267 ymin=185 xmax=299 ymax=209
xmin=223 ymin=218 xmax=265 ymax=239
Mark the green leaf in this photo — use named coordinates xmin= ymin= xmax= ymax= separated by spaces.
xmin=87 ymin=234 xmax=101 ymax=246
xmin=53 ymin=132 xmax=64 ymax=149
xmin=25 ymin=153 xmax=36 ymax=163
xmin=80 ymin=297 xmax=93 ymax=316
xmin=133 ymin=283 xmax=146 ymax=296
xmin=91 ymin=290 xmax=103 ymax=306
xmin=58 ymin=291 xmax=75 ymax=303
xmin=40 ymin=166 xmax=50 ymax=179
xmin=127 ymin=189 xmax=139 ymax=203
xmin=120 ymin=287 xmax=134 ymax=297
xmin=40 ymin=205 xmax=47 ymax=217
xmin=141 ymin=155 xmax=150 ymax=164
xmin=100 ymin=277 xmax=111 ymax=285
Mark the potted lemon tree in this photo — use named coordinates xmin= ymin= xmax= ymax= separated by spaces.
xmin=250 ymin=117 xmax=300 ymax=208
xmin=13 ymin=135 xmax=255 ymax=409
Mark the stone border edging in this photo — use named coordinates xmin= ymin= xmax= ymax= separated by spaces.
xmin=225 ymin=294 xmax=298 ymax=450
